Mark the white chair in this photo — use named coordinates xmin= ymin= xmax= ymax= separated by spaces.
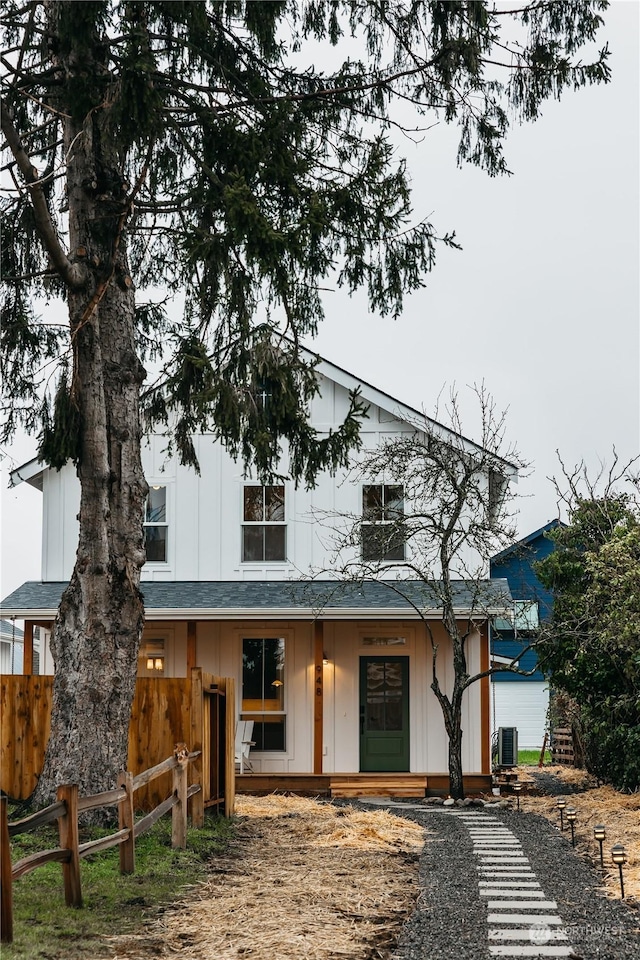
xmin=235 ymin=719 xmax=255 ymax=773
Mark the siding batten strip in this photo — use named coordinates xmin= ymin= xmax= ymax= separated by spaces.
xmin=313 ymin=621 xmax=324 ymax=775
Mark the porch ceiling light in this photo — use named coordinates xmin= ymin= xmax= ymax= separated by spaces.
xmin=271 ymin=679 xmax=283 ymax=687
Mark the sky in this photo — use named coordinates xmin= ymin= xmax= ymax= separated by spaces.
xmin=1 ymin=0 xmax=639 ymax=605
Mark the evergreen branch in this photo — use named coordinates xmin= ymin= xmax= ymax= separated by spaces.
xmin=0 ymin=95 xmax=83 ymax=289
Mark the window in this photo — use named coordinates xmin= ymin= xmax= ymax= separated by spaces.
xmin=362 ymin=484 xmax=405 ymax=561
xmin=242 ymin=638 xmax=286 ymax=750
xmin=242 ymin=485 xmax=286 ymax=562
xmin=493 ymin=600 xmax=539 ymax=634
xmin=144 ymin=485 xmax=168 ymax=562
xmin=139 ymin=638 xmax=166 ymax=675
xmin=488 ymin=469 xmax=508 ymax=524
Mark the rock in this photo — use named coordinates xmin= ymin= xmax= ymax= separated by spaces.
xmin=443 ymin=798 xmax=455 ymax=807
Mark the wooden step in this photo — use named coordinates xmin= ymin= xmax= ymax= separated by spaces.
xmin=330 ymin=776 xmax=427 ymax=798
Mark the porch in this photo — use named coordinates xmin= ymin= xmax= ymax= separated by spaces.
xmin=236 ymin=772 xmax=492 ymax=798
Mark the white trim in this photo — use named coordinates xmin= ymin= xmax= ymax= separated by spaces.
xmin=0 ymin=604 xmax=506 ymax=621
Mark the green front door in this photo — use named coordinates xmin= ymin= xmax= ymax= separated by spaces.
xmin=359 ymin=656 xmax=410 ymax=772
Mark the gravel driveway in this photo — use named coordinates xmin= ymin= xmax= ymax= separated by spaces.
xmin=356 ymin=800 xmax=639 ymax=960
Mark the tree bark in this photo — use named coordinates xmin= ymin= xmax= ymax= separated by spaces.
xmin=446 ymin=707 xmax=465 ymax=800
xmin=33 ymin=18 xmax=148 ymax=808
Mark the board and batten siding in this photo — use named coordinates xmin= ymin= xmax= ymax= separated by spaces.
xmin=491 ymin=680 xmax=549 ymax=750
xmin=39 ymin=377 xmax=421 ymax=583
xmin=192 ymin=618 xmax=484 ymax=776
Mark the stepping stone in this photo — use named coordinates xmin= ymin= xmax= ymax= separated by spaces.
xmin=488 ymin=947 xmax=574 ymax=956
xmin=489 ymin=930 xmax=569 ymax=941
xmin=479 ymin=859 xmax=531 ymax=865
xmin=472 ymin=836 xmax=522 ymax=841
xmin=481 ymin=890 xmax=546 ymax=898
xmin=488 ymin=915 xmax=563 ymax=925
xmin=468 ymin=827 xmax=514 ymax=832
xmin=480 ymin=882 xmax=542 ymax=888
xmin=487 ymin=901 xmax=558 ymax=909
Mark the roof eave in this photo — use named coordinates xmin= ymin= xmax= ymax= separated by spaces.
xmin=0 ymin=605 xmax=509 ymax=621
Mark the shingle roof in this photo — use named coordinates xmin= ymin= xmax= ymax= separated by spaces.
xmin=1 ymin=579 xmax=512 ymax=620
xmin=0 ymin=618 xmax=24 ymax=642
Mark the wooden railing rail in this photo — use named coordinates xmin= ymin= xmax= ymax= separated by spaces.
xmin=1 ymin=744 xmax=201 ymax=945
xmin=77 ymin=786 xmax=127 ymax=813
xmin=7 ymin=800 xmax=67 ymax=838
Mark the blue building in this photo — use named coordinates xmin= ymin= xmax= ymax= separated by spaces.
xmin=490 ymin=520 xmax=561 ymax=750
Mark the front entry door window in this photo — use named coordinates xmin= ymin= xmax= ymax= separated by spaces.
xmin=359 ymin=656 xmax=409 ymax=772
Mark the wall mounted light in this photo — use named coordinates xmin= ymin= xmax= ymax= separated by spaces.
xmin=593 ymin=824 xmax=606 ymax=868
xmin=611 ymin=844 xmax=627 ymax=899
xmin=322 ymin=652 xmax=330 ymax=664
xmin=556 ymin=797 xmax=567 ymax=831
xmin=566 ymin=807 xmax=577 ymax=847
xmin=271 ymin=679 xmax=283 ymax=687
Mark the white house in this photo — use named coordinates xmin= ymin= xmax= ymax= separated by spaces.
xmin=1 ymin=351 xmax=517 ymax=794
xmin=0 ymin=619 xmax=24 ymax=674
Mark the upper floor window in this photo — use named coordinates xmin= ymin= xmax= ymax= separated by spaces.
xmin=144 ymin=485 xmax=167 ymax=562
xmin=362 ymin=484 xmax=405 ymax=562
xmin=242 ymin=485 xmax=286 ymax=562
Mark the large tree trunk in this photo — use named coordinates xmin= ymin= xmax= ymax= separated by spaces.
xmin=447 ymin=712 xmax=465 ymax=800
xmin=33 ymin=20 xmax=148 ymax=807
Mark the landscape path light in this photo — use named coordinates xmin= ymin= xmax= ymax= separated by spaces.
xmin=566 ymin=807 xmax=577 ymax=847
xmin=513 ymin=782 xmax=522 ymax=811
xmin=593 ymin=824 xmax=606 ymax=869
xmin=556 ymin=797 xmax=567 ymax=831
xmin=611 ymin=844 xmax=627 ymax=899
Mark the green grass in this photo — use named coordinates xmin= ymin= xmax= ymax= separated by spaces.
xmin=518 ymin=749 xmax=552 ymax=766
xmin=3 ymin=813 xmax=234 ymax=959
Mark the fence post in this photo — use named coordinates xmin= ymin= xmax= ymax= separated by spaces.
xmin=1 ymin=796 xmax=13 ymax=944
xmin=118 ymin=771 xmax=136 ymax=874
xmin=56 ymin=784 xmax=82 ymax=907
xmin=190 ymin=667 xmax=204 ymax=828
xmin=172 ymin=744 xmax=188 ymax=849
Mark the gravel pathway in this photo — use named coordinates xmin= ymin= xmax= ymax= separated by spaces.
xmin=355 ymin=800 xmax=639 ymax=960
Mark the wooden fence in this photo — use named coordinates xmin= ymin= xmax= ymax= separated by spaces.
xmin=1 ymin=745 xmax=200 ymax=945
xmin=551 ymin=726 xmax=575 ymax=765
xmin=0 ymin=669 xmax=235 ymax=817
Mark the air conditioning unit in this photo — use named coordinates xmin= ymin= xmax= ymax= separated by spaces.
xmin=497 ymin=726 xmax=518 ymax=767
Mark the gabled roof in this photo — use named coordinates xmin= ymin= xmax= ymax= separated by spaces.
xmin=1 ymin=579 xmax=513 ymax=621
xmin=10 ymin=345 xmax=519 ymax=489
xmin=0 ymin=618 xmax=24 ymax=643
xmin=490 ymin=519 xmax=564 ymax=565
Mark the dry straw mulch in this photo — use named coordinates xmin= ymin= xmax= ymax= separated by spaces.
xmin=107 ymin=794 xmax=425 ymax=960
xmin=521 ymin=765 xmax=640 ymax=903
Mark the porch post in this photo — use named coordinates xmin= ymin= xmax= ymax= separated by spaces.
xmin=480 ymin=624 xmax=490 ymax=775
xmin=23 ymin=621 xmax=34 ymax=676
xmin=313 ymin=621 xmax=324 ymax=775
xmin=187 ymin=621 xmax=197 ymax=672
